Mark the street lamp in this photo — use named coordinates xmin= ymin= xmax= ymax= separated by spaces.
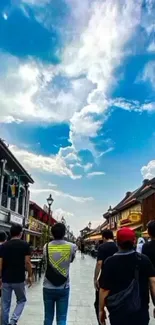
xmin=67 ymin=225 xmax=70 ymax=241
xmin=47 ymin=194 xmax=54 ymax=242
xmin=61 ymin=216 xmax=66 ymax=225
xmin=88 ymin=222 xmax=91 ymax=229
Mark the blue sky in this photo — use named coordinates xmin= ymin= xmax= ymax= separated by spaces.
xmin=0 ymin=0 xmax=155 ymax=235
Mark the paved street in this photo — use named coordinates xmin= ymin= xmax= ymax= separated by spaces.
xmin=17 ymin=252 xmax=97 ymax=325
xmin=10 ymin=252 xmax=154 ymax=325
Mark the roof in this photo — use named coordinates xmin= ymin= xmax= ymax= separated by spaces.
xmin=30 ymin=200 xmax=57 ymax=223
xmin=80 ymin=226 xmax=91 ymax=232
xmin=103 ymin=178 xmax=155 ymax=217
xmin=0 ymin=139 xmax=34 ymax=184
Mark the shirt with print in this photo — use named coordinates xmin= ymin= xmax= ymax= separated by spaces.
xmin=0 ymin=239 xmax=31 ymax=283
xmin=43 ymin=240 xmax=76 ymax=289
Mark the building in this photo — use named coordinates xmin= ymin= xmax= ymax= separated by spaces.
xmin=27 ymin=201 xmax=57 ymax=247
xmin=0 ymin=139 xmax=34 ymax=233
xmin=103 ymin=178 xmax=155 ymax=236
xmin=84 ymin=221 xmax=108 ymax=242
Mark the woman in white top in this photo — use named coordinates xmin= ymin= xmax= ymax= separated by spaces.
xmin=136 ymin=237 xmax=145 ymax=253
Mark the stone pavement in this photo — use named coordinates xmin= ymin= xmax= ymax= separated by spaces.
xmin=17 ymin=252 xmax=97 ymax=325
xmin=10 ymin=252 xmax=154 ymax=325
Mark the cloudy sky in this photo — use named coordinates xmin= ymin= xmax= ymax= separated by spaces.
xmin=0 ymin=0 xmax=155 ymax=235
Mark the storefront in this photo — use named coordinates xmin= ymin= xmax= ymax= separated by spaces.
xmin=26 ymin=216 xmax=48 ymax=248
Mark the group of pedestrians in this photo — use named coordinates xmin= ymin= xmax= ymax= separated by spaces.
xmin=94 ymin=221 xmax=155 ymax=325
xmin=0 ymin=222 xmax=76 ymax=325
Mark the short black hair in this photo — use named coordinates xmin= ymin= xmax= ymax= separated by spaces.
xmin=102 ymin=229 xmax=114 ymax=240
xmin=148 ymin=220 xmax=155 ymax=238
xmin=118 ymin=241 xmax=134 ymax=251
xmin=0 ymin=231 xmax=7 ymax=242
xmin=10 ymin=224 xmax=23 ymax=238
xmin=51 ymin=223 xmax=66 ymax=240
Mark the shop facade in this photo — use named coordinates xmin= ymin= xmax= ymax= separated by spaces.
xmin=27 ymin=201 xmax=57 ymax=248
xmin=0 ymin=138 xmax=34 ymax=234
xmin=103 ymin=178 xmax=155 ymax=236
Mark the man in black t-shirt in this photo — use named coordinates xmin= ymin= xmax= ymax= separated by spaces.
xmin=99 ymin=227 xmax=155 ymax=325
xmin=0 ymin=224 xmax=32 ymax=325
xmin=94 ymin=230 xmax=118 ymax=324
xmin=142 ymin=220 xmax=155 ymax=267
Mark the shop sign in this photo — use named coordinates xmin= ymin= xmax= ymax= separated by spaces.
xmin=29 ymin=217 xmax=43 ymax=233
xmin=10 ymin=213 xmax=23 ymax=226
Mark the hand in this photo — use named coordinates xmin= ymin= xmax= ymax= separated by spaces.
xmin=94 ymin=279 xmax=100 ymax=291
xmin=99 ymin=310 xmax=106 ymax=325
xmin=26 ymin=276 xmax=33 ymax=288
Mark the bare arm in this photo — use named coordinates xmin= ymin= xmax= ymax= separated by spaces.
xmin=99 ymin=288 xmax=110 ymax=324
xmin=0 ymin=257 xmax=2 ymax=278
xmin=149 ymin=277 xmax=155 ymax=305
xmin=25 ymin=255 xmax=32 ymax=278
xmin=94 ymin=260 xmax=102 ymax=290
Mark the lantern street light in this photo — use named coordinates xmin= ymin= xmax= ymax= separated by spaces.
xmin=61 ymin=216 xmax=66 ymax=225
xmin=47 ymin=194 xmax=54 ymax=242
xmin=67 ymin=225 xmax=70 ymax=241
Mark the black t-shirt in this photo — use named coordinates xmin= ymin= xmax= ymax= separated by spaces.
xmin=142 ymin=240 xmax=155 ymax=268
xmin=0 ymin=239 xmax=31 ymax=283
xmin=100 ymin=252 xmax=155 ymax=308
xmin=97 ymin=242 xmax=118 ymax=264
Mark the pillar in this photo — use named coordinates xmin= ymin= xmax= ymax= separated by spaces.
xmin=0 ymin=159 xmax=7 ymax=205
xmin=7 ymin=197 xmax=11 ymax=210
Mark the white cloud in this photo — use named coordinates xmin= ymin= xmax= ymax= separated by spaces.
xmin=31 ymin=187 xmax=94 ymax=203
xmin=141 ymin=161 xmax=155 ymax=179
xmin=87 ymin=171 xmax=105 ymax=178
xmin=113 ymin=98 xmax=155 ymax=113
xmin=141 ymin=61 xmax=155 ymax=89
xmin=0 ymin=0 xmax=144 ymax=157
xmin=98 ymin=147 xmax=114 ymax=158
xmin=63 ymin=0 xmax=142 ymax=151
xmin=9 ymin=145 xmax=82 ymax=180
xmin=22 ymin=0 xmax=50 ymax=5
xmin=53 ymin=208 xmax=74 ymax=222
xmin=147 ymin=42 xmax=155 ymax=53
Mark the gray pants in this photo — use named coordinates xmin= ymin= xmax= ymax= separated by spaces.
xmin=2 ymin=282 xmax=27 ymax=325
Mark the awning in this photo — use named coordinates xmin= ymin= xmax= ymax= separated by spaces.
xmin=85 ymin=234 xmax=102 ymax=241
xmin=119 ymin=223 xmax=142 ymax=230
xmin=24 ymin=229 xmax=41 ymax=237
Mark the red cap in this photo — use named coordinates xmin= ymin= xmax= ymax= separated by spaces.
xmin=117 ymin=227 xmax=136 ymax=244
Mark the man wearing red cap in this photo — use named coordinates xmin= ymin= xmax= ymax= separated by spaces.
xmin=99 ymin=227 xmax=155 ymax=325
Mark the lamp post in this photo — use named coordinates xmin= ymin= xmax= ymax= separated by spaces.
xmin=47 ymin=194 xmax=54 ymax=242
xmin=67 ymin=225 xmax=70 ymax=241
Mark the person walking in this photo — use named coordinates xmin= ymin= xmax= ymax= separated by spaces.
xmin=43 ymin=222 xmax=76 ymax=325
xmin=136 ymin=237 xmax=145 ymax=254
xmin=0 ymin=231 xmax=7 ymax=322
xmin=99 ymin=227 xmax=155 ymax=325
xmin=94 ymin=230 xmax=118 ymax=324
xmin=0 ymin=224 xmax=32 ymax=325
xmin=80 ymin=240 xmax=85 ymax=259
xmin=142 ymin=221 xmax=155 ymax=267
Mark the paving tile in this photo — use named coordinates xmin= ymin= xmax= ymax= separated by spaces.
xmin=7 ymin=252 xmax=155 ymax=324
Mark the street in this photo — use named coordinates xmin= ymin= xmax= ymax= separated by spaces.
xmin=10 ymin=252 xmax=154 ymax=325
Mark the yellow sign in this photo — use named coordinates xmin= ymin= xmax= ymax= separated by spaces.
xmin=128 ymin=212 xmax=141 ymax=223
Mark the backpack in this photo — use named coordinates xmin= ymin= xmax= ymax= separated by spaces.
xmin=106 ymin=253 xmax=141 ymax=317
xmin=45 ymin=243 xmax=68 ymax=287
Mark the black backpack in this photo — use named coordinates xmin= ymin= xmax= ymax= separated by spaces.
xmin=45 ymin=244 xmax=67 ymax=287
xmin=106 ymin=253 xmax=141 ymax=317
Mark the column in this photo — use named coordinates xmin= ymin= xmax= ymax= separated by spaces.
xmin=22 ymin=190 xmax=26 ymax=216
xmin=0 ymin=159 xmax=7 ymax=205
xmin=7 ymin=197 xmax=11 ymax=210
xmin=23 ymin=185 xmax=30 ymax=226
